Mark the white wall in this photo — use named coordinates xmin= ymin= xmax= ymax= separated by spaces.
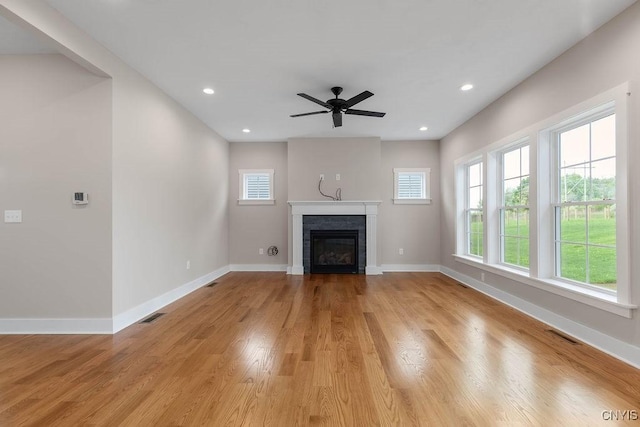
xmin=1 ymin=1 xmax=230 ymax=325
xmin=440 ymin=2 xmax=640 ymax=346
xmin=228 ymin=142 xmax=288 ymax=267
xmin=0 ymin=54 xmax=112 ymax=319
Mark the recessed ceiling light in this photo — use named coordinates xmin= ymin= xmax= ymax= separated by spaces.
xmin=242 ymin=128 xmax=251 ymax=133
xmin=460 ymin=84 xmax=474 ymax=91
xmin=202 ymin=87 xmax=214 ymax=95
xmin=419 ymin=126 xmax=428 ymax=131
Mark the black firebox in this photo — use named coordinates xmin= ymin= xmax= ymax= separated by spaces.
xmin=310 ymin=230 xmax=359 ymax=274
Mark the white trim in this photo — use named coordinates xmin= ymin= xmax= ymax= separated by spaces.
xmin=290 ymin=265 xmax=304 ymax=275
xmin=237 ymin=199 xmax=275 ymax=205
xmin=366 ymin=265 xmax=384 ymax=275
xmin=453 ymin=255 xmax=635 ymax=317
xmin=381 ymin=264 xmax=440 ymax=272
xmin=229 ymin=264 xmax=288 ymax=272
xmin=392 ymin=198 xmax=432 ymax=205
xmin=440 ymin=266 xmax=640 ymax=369
xmin=288 ymin=201 xmax=382 ymax=275
xmin=0 ymin=318 xmax=112 ymax=334
xmin=112 ymin=265 xmax=230 ymax=333
xmin=289 ymin=200 xmax=381 ymax=215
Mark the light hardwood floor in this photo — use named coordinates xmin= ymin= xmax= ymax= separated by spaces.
xmin=1 ymin=272 xmax=639 ymax=426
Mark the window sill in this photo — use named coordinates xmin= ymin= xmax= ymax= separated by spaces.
xmin=392 ymin=198 xmax=432 ymax=205
xmin=453 ymin=254 xmax=636 ymax=318
xmin=238 ymin=199 xmax=275 ymax=205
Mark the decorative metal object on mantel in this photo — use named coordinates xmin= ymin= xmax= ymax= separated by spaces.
xmin=318 ymin=178 xmax=342 ymax=201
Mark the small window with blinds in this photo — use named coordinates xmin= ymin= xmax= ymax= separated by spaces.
xmin=393 ymin=168 xmax=431 ymax=204
xmin=238 ymin=169 xmax=275 ymax=205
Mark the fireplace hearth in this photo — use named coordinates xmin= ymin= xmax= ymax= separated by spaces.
xmin=310 ymin=230 xmax=358 ymax=274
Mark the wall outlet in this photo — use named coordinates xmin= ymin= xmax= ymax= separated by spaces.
xmin=481 ymin=272 xmax=485 ymax=282
xmin=259 ymin=248 xmax=264 ymax=255
xmin=335 ymin=173 xmax=341 ymax=181
xmin=186 ymin=260 xmax=190 ymax=270
xmin=320 ymin=174 xmax=325 ymax=181
xmin=399 ymin=248 xmax=404 ymax=255
xmin=4 ymin=210 xmax=22 ymax=223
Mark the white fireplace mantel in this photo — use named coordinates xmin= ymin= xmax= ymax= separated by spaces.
xmin=288 ymin=200 xmax=382 ymax=275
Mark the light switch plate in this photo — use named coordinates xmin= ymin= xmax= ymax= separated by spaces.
xmin=4 ymin=210 xmax=22 ymax=223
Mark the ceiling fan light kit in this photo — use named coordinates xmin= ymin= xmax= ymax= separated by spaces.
xmin=291 ymin=86 xmax=386 ymax=128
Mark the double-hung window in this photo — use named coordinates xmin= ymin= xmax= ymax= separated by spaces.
xmin=238 ymin=169 xmax=275 ymax=205
xmin=500 ymin=144 xmax=530 ymax=269
xmin=454 ymin=85 xmax=630 ymax=315
xmin=465 ymin=161 xmax=483 ymax=257
xmin=553 ymin=112 xmax=616 ymax=291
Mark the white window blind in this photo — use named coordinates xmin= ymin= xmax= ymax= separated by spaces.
xmin=397 ymin=173 xmax=425 ymax=199
xmin=393 ymin=168 xmax=431 ymax=204
xmin=238 ymin=169 xmax=275 ymax=205
xmin=244 ymin=173 xmax=271 ymax=199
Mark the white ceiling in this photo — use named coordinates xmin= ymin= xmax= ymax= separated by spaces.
xmin=0 ymin=14 xmax=57 ymax=54
xmin=34 ymin=0 xmax=637 ymax=141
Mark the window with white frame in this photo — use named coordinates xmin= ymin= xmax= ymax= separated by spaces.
xmin=393 ymin=168 xmax=431 ymax=204
xmin=465 ymin=161 xmax=483 ymax=257
xmin=553 ymin=112 xmax=616 ymax=291
xmin=453 ymin=85 xmax=631 ymax=316
xmin=500 ymin=144 xmax=530 ymax=269
xmin=238 ymin=169 xmax=274 ymax=205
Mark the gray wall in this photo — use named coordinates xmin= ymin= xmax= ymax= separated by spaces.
xmin=380 ymin=140 xmax=440 ymax=266
xmin=228 ymin=142 xmax=288 ymax=266
xmin=228 ymin=137 xmax=441 ymax=268
xmin=287 ymin=137 xmax=382 ymax=201
xmin=111 ymin=70 xmax=229 ymax=316
xmin=2 ymin=1 xmax=231 ymax=321
xmin=440 ymin=2 xmax=640 ymax=345
xmin=0 ymin=54 xmax=112 ymax=318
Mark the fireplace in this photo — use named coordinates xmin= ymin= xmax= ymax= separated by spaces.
xmin=288 ymin=201 xmax=381 ymax=275
xmin=303 ymin=215 xmax=366 ymax=274
xmin=310 ymin=230 xmax=358 ymax=274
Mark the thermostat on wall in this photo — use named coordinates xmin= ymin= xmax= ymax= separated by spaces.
xmin=72 ymin=192 xmax=89 ymax=205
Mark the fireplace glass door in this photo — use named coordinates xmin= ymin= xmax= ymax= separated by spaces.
xmin=310 ymin=230 xmax=358 ymax=274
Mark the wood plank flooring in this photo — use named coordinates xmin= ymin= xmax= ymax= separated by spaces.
xmin=1 ymin=272 xmax=639 ymax=426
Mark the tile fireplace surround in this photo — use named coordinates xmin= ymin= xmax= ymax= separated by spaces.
xmin=288 ymin=201 xmax=382 ymax=275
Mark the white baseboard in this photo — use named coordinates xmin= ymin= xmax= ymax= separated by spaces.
xmin=229 ymin=264 xmax=288 ymax=272
xmin=112 ymin=265 xmax=230 ymax=333
xmin=365 ymin=266 xmax=383 ymax=275
xmin=440 ymin=266 xmax=640 ymax=369
xmin=381 ymin=264 xmax=440 ymax=272
xmin=289 ymin=265 xmax=304 ymax=275
xmin=0 ymin=317 xmax=113 ymax=334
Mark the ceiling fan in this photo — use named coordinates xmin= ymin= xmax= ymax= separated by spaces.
xmin=290 ymin=86 xmax=386 ymax=128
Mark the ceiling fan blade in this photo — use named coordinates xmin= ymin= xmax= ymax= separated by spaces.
xmin=344 ymin=90 xmax=373 ymax=108
xmin=290 ymin=111 xmax=329 ymax=117
xmin=297 ymin=93 xmax=332 ymax=109
xmin=344 ymin=109 xmax=386 ymax=117
xmin=333 ymin=112 xmax=343 ymax=127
